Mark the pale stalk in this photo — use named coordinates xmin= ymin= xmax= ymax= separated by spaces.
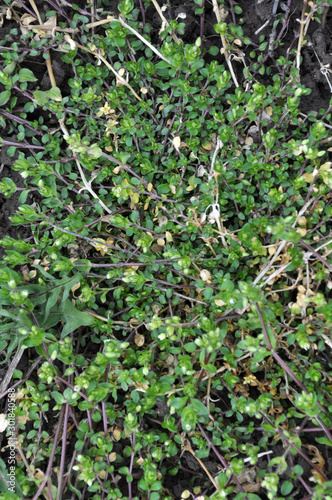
xmin=211 ymin=0 xmax=239 ymax=87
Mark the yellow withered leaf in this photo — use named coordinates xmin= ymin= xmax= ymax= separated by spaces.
xmin=135 ymin=333 xmax=145 ymax=347
xmin=202 ymin=141 xmax=212 ymax=150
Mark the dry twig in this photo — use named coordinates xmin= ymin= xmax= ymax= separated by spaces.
xmin=211 ymin=0 xmax=239 ymax=88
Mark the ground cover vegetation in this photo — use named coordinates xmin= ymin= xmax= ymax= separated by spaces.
xmin=0 ymin=0 xmax=332 ymax=498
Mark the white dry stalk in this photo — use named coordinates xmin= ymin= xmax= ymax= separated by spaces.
xmin=295 ymin=1 xmax=322 ymax=70
xmin=0 ymin=348 xmax=24 ymax=396
xmin=58 ymin=116 xmax=112 ymax=214
xmin=85 ymin=16 xmax=172 ymax=65
xmin=116 ymin=16 xmax=173 ymax=63
xmin=29 ymin=0 xmax=57 ymax=87
xmin=150 ymin=0 xmax=180 ymax=44
xmin=211 ymin=0 xmax=239 ymax=88
xmin=72 ymin=39 xmax=143 ymax=102
xmin=260 ymin=262 xmax=290 ymax=287
xmin=208 ymin=137 xmax=223 ymax=182
xmin=224 ymin=198 xmax=323 ymax=317
xmin=307 ymin=41 xmax=332 ymax=93
xmin=57 ymin=19 xmax=171 ymax=67
xmin=215 ymin=450 xmax=273 ymax=475
xmin=203 ymin=138 xmax=228 ymax=248
xmin=299 ymin=113 xmax=332 ymax=130
xmin=252 ymin=197 xmax=318 ymax=288
xmin=206 ymin=204 xmax=227 ymax=248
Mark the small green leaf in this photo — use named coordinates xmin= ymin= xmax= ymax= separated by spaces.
xmin=18 ymin=68 xmax=37 ymax=82
xmin=46 ymin=86 xmax=62 ymax=101
xmin=183 ymin=342 xmax=197 ymax=353
xmin=316 ymin=437 xmax=332 ymax=446
xmin=281 ymin=480 xmax=293 ymax=495
xmin=51 ymin=391 xmax=65 ymax=405
xmin=181 ymin=406 xmax=197 ymax=432
xmin=0 ymin=90 xmax=11 ymax=106
xmin=4 ymin=61 xmax=16 ymax=75
xmin=190 ymin=398 xmax=208 ymax=416
xmin=33 ymin=90 xmax=49 ymax=106
xmin=203 ymin=286 xmax=213 ymax=300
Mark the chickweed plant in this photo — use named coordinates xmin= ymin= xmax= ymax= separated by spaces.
xmin=0 ymin=0 xmax=332 ymax=499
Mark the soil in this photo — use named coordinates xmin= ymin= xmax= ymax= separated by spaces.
xmin=1 ymin=0 xmax=332 ymax=498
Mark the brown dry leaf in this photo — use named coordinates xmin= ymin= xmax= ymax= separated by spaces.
xmin=219 ymin=7 xmax=228 ymax=21
xmin=17 ymin=413 xmax=29 ymax=425
xmin=16 ymin=388 xmax=25 ymax=400
xmin=304 ymin=444 xmax=325 ymax=470
xmin=34 ymin=469 xmax=45 ymax=480
xmin=268 ymin=246 xmax=276 ymax=256
xmin=93 ymin=238 xmax=108 ymax=256
xmin=165 ymin=354 xmax=174 ymax=366
xmin=234 ymin=383 xmax=250 ymax=398
xmin=215 ymin=298 xmax=226 ymax=307
xmin=200 ymin=270 xmax=212 ymax=282
xmin=21 ymin=13 xmax=37 ymax=27
xmin=135 ymin=333 xmax=145 ymax=347
xmin=298 ymin=216 xmax=307 ymax=226
xmin=228 ymin=467 xmax=261 ymax=493
xmin=113 ymin=427 xmax=122 ymax=440
xmin=71 ymin=281 xmax=81 ymax=294
xmin=133 ymin=381 xmax=149 ymax=392
xmin=296 ymin=227 xmax=307 ymax=237
xmin=202 ymin=141 xmax=212 ymax=151
xmin=302 ymin=171 xmax=318 ymax=183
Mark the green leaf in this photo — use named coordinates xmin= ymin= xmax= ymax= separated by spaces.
xmin=67 ymin=482 xmax=82 ymax=500
xmin=18 ymin=68 xmax=37 ymax=82
xmin=59 ymin=299 xmax=94 ymax=337
xmin=170 ymin=397 xmax=188 ymax=410
xmin=0 ymin=340 xmax=7 ymax=351
xmin=4 ymin=61 xmax=16 ymax=75
xmin=0 ymin=90 xmax=11 ymax=106
xmin=181 ymin=406 xmax=197 ymax=432
xmin=35 ymin=298 xmax=94 ymax=336
xmin=316 ymin=437 xmax=332 ymax=446
xmin=183 ymin=342 xmax=197 ymax=353
xmin=62 ymin=275 xmax=81 ymax=302
xmin=46 ymin=86 xmax=62 ymax=101
xmin=45 ymin=288 xmax=60 ymax=321
xmin=203 ymin=286 xmax=213 ymax=300
xmin=190 ymin=398 xmax=208 ymax=416
xmin=252 ymin=347 xmax=270 ymax=364
xmin=33 ymin=90 xmax=49 ymax=106
xmin=51 ymin=391 xmax=65 ymax=405
xmin=281 ymin=480 xmax=293 ymax=495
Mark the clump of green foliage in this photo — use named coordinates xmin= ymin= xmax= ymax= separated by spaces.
xmin=0 ymin=0 xmax=332 ymax=499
